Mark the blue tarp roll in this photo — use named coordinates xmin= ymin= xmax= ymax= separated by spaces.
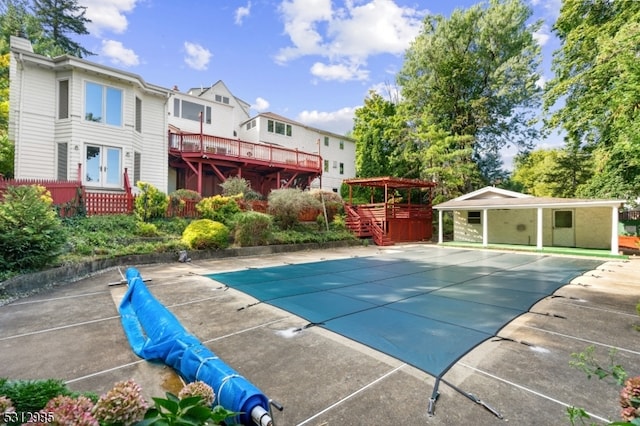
xmin=119 ymin=267 xmax=270 ymax=426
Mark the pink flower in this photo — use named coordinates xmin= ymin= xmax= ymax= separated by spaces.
xmin=620 ymin=376 xmax=640 ymax=421
xmin=178 ymin=381 xmax=216 ymax=406
xmin=92 ymin=379 xmax=148 ymax=426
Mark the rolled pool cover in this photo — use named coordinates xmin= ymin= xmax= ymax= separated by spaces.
xmin=119 ymin=267 xmax=271 ymax=426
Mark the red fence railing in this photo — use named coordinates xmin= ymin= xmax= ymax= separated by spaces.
xmin=0 ymin=177 xmax=82 ymax=205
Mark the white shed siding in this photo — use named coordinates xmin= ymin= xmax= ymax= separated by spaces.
xmin=453 ymin=211 xmax=483 ymax=242
xmin=487 ymin=209 xmax=538 ymax=245
xmin=575 ymin=207 xmax=611 ymax=249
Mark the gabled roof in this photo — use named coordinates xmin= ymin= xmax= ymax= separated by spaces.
xmin=455 ymin=186 xmax=532 ymax=201
xmin=434 ymin=186 xmax=624 ymax=210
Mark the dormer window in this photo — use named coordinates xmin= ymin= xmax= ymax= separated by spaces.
xmin=215 ymin=94 xmax=230 ymax=104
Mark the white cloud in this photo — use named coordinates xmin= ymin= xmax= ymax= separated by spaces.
xmin=533 ymin=26 xmax=551 ymax=47
xmin=81 ymin=0 xmax=138 ymax=35
xmin=101 ymin=39 xmax=139 ymax=66
xmin=297 ymin=106 xmax=358 ymax=135
xmin=276 ymin=0 xmax=426 ymax=81
xmin=183 ymin=42 xmax=212 ymax=71
xmin=252 ymin=97 xmax=270 ymax=111
xmin=531 ymin=0 xmax=562 ymax=19
xmin=535 ymin=75 xmax=546 ymax=89
xmin=310 ymin=62 xmax=368 ymax=82
xmin=235 ymin=2 xmax=251 ymax=25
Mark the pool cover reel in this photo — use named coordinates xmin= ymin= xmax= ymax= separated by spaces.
xmin=119 ymin=267 xmax=273 ymax=426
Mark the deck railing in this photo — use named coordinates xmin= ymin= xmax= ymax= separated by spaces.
xmin=169 ymin=132 xmax=322 ymax=170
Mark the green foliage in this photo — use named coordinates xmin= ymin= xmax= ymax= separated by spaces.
xmin=60 ymin=215 xmax=187 ymax=262
xmin=135 ymin=182 xmax=169 ymax=222
xmin=169 ymin=189 xmax=202 ymax=202
xmin=0 ymin=378 xmax=70 ymax=415
xmin=31 ymin=0 xmax=94 ymax=58
xmin=570 ymin=346 xmax=627 ymax=386
xmin=397 ymin=0 xmax=542 ymax=187
xmin=267 ymin=188 xmax=322 ymax=230
xmin=511 ymin=147 xmax=593 ymax=197
xmin=136 ymin=221 xmax=159 ymax=237
xmin=544 ymin=1 xmax=640 ymax=202
xmin=270 ymin=223 xmax=356 ymax=245
xmin=181 ymin=219 xmax=229 ymax=250
xmin=220 ymin=176 xmax=262 ymax=200
xmin=234 ymin=211 xmax=272 ymax=247
xmin=0 ymin=133 xmax=13 ymax=178
xmin=138 ymin=392 xmax=239 ymax=426
xmin=0 ymin=185 xmax=66 ymax=273
xmin=196 ymin=195 xmax=241 ymax=225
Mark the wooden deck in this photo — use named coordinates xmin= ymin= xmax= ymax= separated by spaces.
xmin=346 ymin=203 xmax=433 ymax=246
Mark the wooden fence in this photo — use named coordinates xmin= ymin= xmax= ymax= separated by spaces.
xmin=620 ymin=210 xmax=640 ymax=221
xmin=0 ymin=177 xmax=199 ymax=218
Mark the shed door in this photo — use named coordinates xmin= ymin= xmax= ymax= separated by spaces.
xmin=553 ymin=209 xmax=575 ymax=247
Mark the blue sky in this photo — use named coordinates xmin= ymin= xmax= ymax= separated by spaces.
xmin=76 ymin=0 xmax=563 ymax=168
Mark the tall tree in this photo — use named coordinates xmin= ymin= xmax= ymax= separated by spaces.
xmin=31 ymin=0 xmax=93 ymax=58
xmin=397 ymin=0 xmax=542 ymax=193
xmin=544 ymin=0 xmax=640 ymax=201
xmin=510 ymin=145 xmax=592 ymax=197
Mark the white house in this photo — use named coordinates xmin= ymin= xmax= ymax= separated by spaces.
xmin=9 ymin=37 xmax=356 ymax=197
xmin=9 ymin=36 xmax=171 ymax=192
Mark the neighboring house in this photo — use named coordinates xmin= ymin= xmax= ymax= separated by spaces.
xmin=9 ymin=36 xmax=356 ymax=198
xmin=433 ymin=186 xmax=624 ymax=255
xmin=238 ymin=112 xmax=356 ymax=192
xmin=9 ymin=36 xmax=171 ymax=193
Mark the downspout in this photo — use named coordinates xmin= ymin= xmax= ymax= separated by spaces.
xmin=611 ymin=205 xmax=620 ymax=255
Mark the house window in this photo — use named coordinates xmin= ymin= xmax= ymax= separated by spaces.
xmin=246 ymin=119 xmax=256 ymax=130
xmin=267 ymin=119 xmax=292 ymax=136
xmin=215 ymin=94 xmax=230 ymax=104
xmin=339 ymin=140 xmax=344 ymax=150
xmin=58 ymin=80 xmax=69 ymax=120
xmin=135 ymin=97 xmax=142 ymax=133
xmin=339 ymin=163 xmax=344 ymax=174
xmin=134 ymin=152 xmax=141 ymax=185
xmin=176 ymin=99 xmax=211 ymax=124
xmin=85 ymin=144 xmax=122 ymax=187
xmin=57 ymin=143 xmax=68 ymax=180
xmin=467 ymin=211 xmax=481 ymax=224
xmin=84 ymin=82 xmax=122 ymax=126
xmin=324 ymin=159 xmax=329 ymax=172
xmin=324 ymin=136 xmax=329 ymax=146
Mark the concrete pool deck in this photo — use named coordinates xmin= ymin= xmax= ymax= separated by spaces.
xmin=1 ymin=244 xmax=639 ymax=425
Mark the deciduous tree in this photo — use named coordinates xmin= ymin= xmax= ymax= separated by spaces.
xmin=397 ymin=0 xmax=542 ymax=193
xmin=544 ymin=0 xmax=640 ymax=201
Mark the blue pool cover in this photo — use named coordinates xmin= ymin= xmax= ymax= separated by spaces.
xmin=207 ymin=247 xmax=603 ymax=386
xmin=120 ymin=268 xmax=271 ymax=426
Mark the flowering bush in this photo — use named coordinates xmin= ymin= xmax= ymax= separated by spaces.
xmin=620 ymin=376 xmax=640 ymax=422
xmin=0 ymin=395 xmax=14 ymax=414
xmin=92 ymin=379 xmax=148 ymax=425
xmin=178 ymin=381 xmax=215 ymax=407
xmin=34 ymin=395 xmax=97 ymax=426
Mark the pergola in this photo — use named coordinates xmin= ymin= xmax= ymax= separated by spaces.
xmin=343 ymin=177 xmax=436 ymax=245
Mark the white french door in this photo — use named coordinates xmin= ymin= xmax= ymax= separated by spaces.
xmin=85 ymin=144 xmax=122 ymax=188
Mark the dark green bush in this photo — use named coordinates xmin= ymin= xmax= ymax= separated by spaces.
xmin=196 ymin=195 xmax=241 ymax=225
xmin=135 ymin=182 xmax=169 ymax=222
xmin=0 ymin=378 xmax=71 ymax=415
xmin=0 ymin=185 xmax=66 ymax=273
xmin=267 ymin=188 xmax=322 ymax=230
xmin=234 ymin=211 xmax=272 ymax=247
xmin=181 ymin=219 xmax=229 ymax=249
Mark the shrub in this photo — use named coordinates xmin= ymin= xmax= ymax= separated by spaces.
xmin=196 ymin=195 xmax=241 ymax=225
xmin=135 ymin=221 xmax=159 ymax=237
xmin=40 ymin=395 xmax=98 ymax=426
xmin=234 ymin=211 xmax=272 ymax=247
xmin=267 ymin=188 xmax=322 ymax=230
xmin=169 ymin=189 xmax=202 ymax=202
xmin=135 ymin=182 xmax=169 ymax=222
xmin=178 ymin=381 xmax=215 ymax=407
xmin=92 ymin=379 xmax=148 ymax=425
xmin=0 ymin=378 xmax=70 ymax=414
xmin=0 ymin=185 xmax=66 ymax=273
xmin=219 ymin=176 xmax=262 ymax=201
xmin=181 ymin=219 xmax=229 ymax=249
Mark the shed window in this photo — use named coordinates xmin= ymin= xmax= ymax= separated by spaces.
xmin=554 ymin=210 xmax=573 ymax=228
xmin=467 ymin=211 xmax=481 ymax=224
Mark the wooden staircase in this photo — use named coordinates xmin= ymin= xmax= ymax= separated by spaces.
xmin=345 ymin=204 xmax=394 ymax=246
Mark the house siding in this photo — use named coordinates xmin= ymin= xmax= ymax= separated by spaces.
xmin=10 ymin=57 xmax=57 ymax=179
